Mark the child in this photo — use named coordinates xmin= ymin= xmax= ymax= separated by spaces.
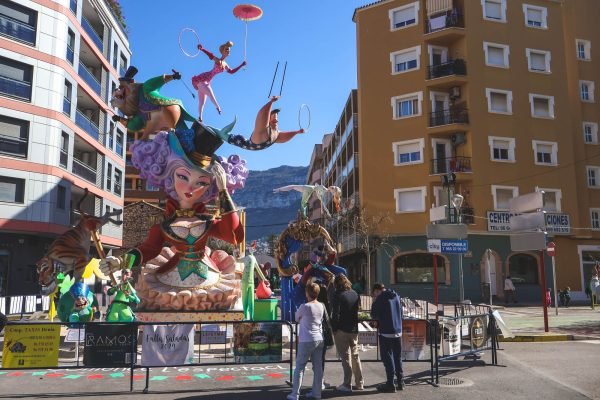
xmin=288 ymin=283 xmax=325 ymax=400
xmin=559 ymin=287 xmax=571 ymax=307
xmin=545 ymin=288 xmax=552 ymax=307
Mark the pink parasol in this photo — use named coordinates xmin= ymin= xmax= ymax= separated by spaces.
xmin=233 ymin=4 xmax=263 ymax=62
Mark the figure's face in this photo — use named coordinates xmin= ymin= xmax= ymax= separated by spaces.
xmin=220 ymin=46 xmax=231 ymax=58
xmin=269 ymin=112 xmax=279 ymax=129
xmin=173 ymin=166 xmax=211 ymax=205
xmin=110 ymin=82 xmax=130 ymax=109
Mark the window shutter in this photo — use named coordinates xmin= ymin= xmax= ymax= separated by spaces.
xmin=395 ymin=50 xmax=417 ymax=65
xmin=527 ymin=8 xmax=543 ymax=25
xmin=394 ymin=6 xmax=415 ymax=26
xmin=530 ymin=53 xmax=546 ymax=70
xmin=485 ymin=1 xmax=502 ymax=19
xmin=533 ymin=98 xmax=549 ymax=116
xmin=490 ymin=93 xmax=508 ymax=112
xmin=397 ymin=190 xmax=423 ymax=211
xmin=488 ymin=47 xmax=505 ymax=66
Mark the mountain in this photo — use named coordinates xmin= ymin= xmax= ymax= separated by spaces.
xmin=232 ymin=165 xmax=308 ymax=241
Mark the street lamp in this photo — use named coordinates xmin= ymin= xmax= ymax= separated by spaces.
xmin=451 ymin=194 xmax=464 ymax=222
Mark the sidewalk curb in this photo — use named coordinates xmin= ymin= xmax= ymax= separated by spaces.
xmin=499 ymin=334 xmax=600 ymax=342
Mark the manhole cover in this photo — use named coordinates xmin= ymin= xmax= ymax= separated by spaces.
xmin=438 ymin=377 xmax=474 ymax=387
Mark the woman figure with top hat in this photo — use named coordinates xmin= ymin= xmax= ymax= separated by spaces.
xmin=100 ymin=122 xmax=247 ymax=311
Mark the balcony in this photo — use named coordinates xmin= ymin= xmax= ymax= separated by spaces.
xmin=428 ymin=59 xmax=466 ymax=80
xmin=0 ymin=14 xmax=36 ymax=46
xmin=75 ymin=110 xmax=99 ymax=140
xmin=459 ymin=207 xmax=475 ymax=225
xmin=430 ymin=156 xmax=472 ymax=175
xmin=59 ymin=150 xmax=68 ymax=168
xmin=0 ymin=133 xmax=28 ymax=158
xmin=63 ymin=98 xmax=71 ymax=116
xmin=72 ymin=157 xmax=97 ymax=183
xmin=66 ymin=46 xmax=74 ymax=64
xmin=70 ymin=0 xmax=77 ymax=15
xmin=429 ymin=108 xmax=469 ymax=127
xmin=0 ymin=76 xmax=32 ymax=101
xmin=78 ymin=62 xmax=101 ymax=95
xmin=425 ymin=9 xmax=465 ymax=45
xmin=81 ymin=16 xmax=103 ymax=52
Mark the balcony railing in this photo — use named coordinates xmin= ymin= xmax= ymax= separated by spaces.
xmin=81 ymin=17 xmax=103 ymax=52
xmin=426 ymin=9 xmax=464 ymax=33
xmin=430 ymin=156 xmax=472 ymax=175
xmin=69 ymin=0 xmax=77 ymax=15
xmin=0 ymin=133 xmax=27 ymax=158
xmin=72 ymin=157 xmax=97 ymax=183
xmin=429 ymin=108 xmax=469 ymax=127
xmin=59 ymin=149 xmax=68 ymax=168
xmin=66 ymin=46 xmax=74 ymax=64
xmin=63 ymin=98 xmax=71 ymax=116
xmin=460 ymin=207 xmax=475 ymax=225
xmin=0 ymin=14 xmax=36 ymax=46
xmin=427 ymin=59 xmax=466 ymax=79
xmin=75 ymin=110 xmax=99 ymax=140
xmin=0 ymin=76 xmax=32 ymax=101
xmin=78 ymin=63 xmax=101 ymax=95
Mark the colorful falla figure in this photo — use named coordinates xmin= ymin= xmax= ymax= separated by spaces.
xmin=100 ymin=122 xmax=247 ymax=311
xmin=241 ymin=254 xmax=267 ymax=320
xmin=57 ymin=281 xmax=99 ymax=323
xmin=273 ymin=184 xmax=342 ymax=219
xmin=105 ymin=269 xmax=140 ymax=322
xmin=111 ymin=66 xmax=197 ymax=140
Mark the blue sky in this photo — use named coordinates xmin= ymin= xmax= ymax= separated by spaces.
xmin=120 ymin=0 xmax=367 ymax=171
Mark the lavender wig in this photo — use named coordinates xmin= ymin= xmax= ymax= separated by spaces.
xmin=130 ymin=131 xmax=249 ymax=203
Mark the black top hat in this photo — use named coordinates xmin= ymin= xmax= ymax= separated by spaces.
xmin=186 ymin=122 xmax=224 ymax=168
xmin=119 ymin=66 xmax=138 ymax=83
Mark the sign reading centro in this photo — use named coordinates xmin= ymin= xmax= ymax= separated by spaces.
xmin=487 ymin=211 xmax=570 ymax=234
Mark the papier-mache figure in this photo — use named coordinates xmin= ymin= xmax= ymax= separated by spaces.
xmin=273 ymin=184 xmax=342 ymax=219
xmin=111 ymin=66 xmax=197 ymax=140
xmin=100 ymin=122 xmax=248 ymax=311
xmin=105 ymin=268 xmax=140 ymax=322
xmin=57 ymin=281 xmax=99 ymax=324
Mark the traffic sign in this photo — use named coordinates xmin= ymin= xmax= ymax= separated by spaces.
xmin=547 ymin=241 xmax=556 ymax=257
xmin=428 ymin=239 xmax=468 ymax=253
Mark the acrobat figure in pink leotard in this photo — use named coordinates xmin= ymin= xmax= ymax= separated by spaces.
xmin=191 ymin=41 xmax=246 ymax=122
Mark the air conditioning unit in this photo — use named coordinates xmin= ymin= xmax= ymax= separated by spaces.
xmin=450 ymin=86 xmax=461 ymax=100
xmin=451 ymin=133 xmax=466 ymax=146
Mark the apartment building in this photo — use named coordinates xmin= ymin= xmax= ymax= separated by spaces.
xmin=0 ymin=0 xmax=130 ymax=295
xmin=353 ymin=0 xmax=600 ymax=303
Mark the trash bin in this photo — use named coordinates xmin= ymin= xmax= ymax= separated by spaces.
xmin=254 ymin=299 xmax=278 ymax=321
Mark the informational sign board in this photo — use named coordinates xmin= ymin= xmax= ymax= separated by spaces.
xmin=401 ymin=320 xmax=427 ymax=361
xmin=470 ymin=316 xmax=488 ymax=349
xmin=65 ymin=328 xmax=86 ymax=343
xmin=428 ymin=239 xmax=468 ymax=253
xmin=487 ymin=211 xmax=570 ymax=234
xmin=233 ymin=322 xmax=282 ymax=363
xmin=2 ymin=324 xmax=60 ymax=368
xmin=200 ymin=324 xmax=227 ymax=345
xmin=442 ymin=320 xmax=461 ymax=356
xmin=83 ymin=324 xmax=137 ymax=367
xmin=358 ymin=322 xmax=377 ymax=345
xmin=140 ymin=324 xmax=195 ymax=366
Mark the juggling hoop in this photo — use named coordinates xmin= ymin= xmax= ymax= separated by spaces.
xmin=178 ymin=28 xmax=200 ymax=58
xmin=298 ymin=104 xmax=311 ymax=131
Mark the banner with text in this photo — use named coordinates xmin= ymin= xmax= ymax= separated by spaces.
xmin=140 ymin=324 xmax=195 ymax=366
xmin=83 ymin=324 xmax=137 ymax=367
xmin=2 ymin=324 xmax=60 ymax=368
xmin=233 ymin=322 xmax=282 ymax=363
xmin=487 ymin=211 xmax=570 ymax=234
xmin=401 ymin=319 xmax=428 ymax=361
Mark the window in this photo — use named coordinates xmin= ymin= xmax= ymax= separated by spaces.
xmin=106 ymin=163 xmax=112 ymax=191
xmin=119 ymin=53 xmax=127 ymax=75
xmin=508 ymin=253 xmax=539 ymax=284
xmin=392 ymin=92 xmax=422 ymax=119
xmin=526 ymin=49 xmax=551 ymax=73
xmin=394 ymin=187 xmax=426 ymax=213
xmin=482 ymin=0 xmax=506 ymax=22
xmin=591 ymin=209 xmax=600 ymax=230
xmin=533 ymin=140 xmax=557 ymax=165
xmin=390 ymin=46 xmax=420 ymax=74
xmin=63 ymin=79 xmax=72 ymax=115
xmin=115 ymin=129 xmax=123 ymax=156
xmin=393 ymin=139 xmax=424 ymax=166
xmin=135 ymin=179 xmax=143 ymax=190
xmin=583 ymin=122 xmax=598 ymax=144
xmin=389 ymin=2 xmax=419 ymax=30
xmin=491 ymin=185 xmax=518 ymax=210
xmin=488 ymin=136 xmax=515 ymax=162
xmin=57 ymin=185 xmax=66 ymax=210
xmin=0 ymin=56 xmax=33 ymax=101
xmin=529 ymin=94 xmax=554 ymax=118
xmin=393 ymin=253 xmax=448 ymax=284
xmin=535 ymin=187 xmax=562 ymax=212
xmin=114 ymin=168 xmax=122 ymax=195
xmin=0 ymin=176 xmax=25 ymax=203
xmin=0 ymin=115 xmax=29 ymax=158
xmin=523 ymin=4 xmax=547 ymax=28
xmin=112 ymin=42 xmax=118 ymax=69
xmin=0 ymin=0 xmax=37 ymax=46
xmin=580 ymin=81 xmax=595 ymax=102
xmin=576 ymin=39 xmax=591 ymax=60
xmin=486 ymin=89 xmax=512 ymax=114
xmin=60 ymin=131 xmax=68 ymax=167
xmin=107 ymin=129 xmax=114 ymax=149
xmin=484 ymin=42 xmax=509 ymax=68
xmin=66 ymin=28 xmax=75 ymax=64
xmin=125 ymin=178 xmax=132 ymax=190
xmin=587 ymin=166 xmax=600 ymax=188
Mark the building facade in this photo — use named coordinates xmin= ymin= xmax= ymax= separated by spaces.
xmin=354 ymin=0 xmax=600 ymax=303
xmin=0 ymin=0 xmax=130 ymax=295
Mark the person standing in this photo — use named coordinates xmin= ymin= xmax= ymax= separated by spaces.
xmin=371 ymin=283 xmax=404 ymax=393
xmin=331 ymin=274 xmax=364 ymax=392
xmin=504 ymin=276 xmax=517 ymax=305
xmin=288 ymin=283 xmax=325 ymax=400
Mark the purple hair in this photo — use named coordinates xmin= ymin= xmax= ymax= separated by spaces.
xmin=130 ymin=131 xmax=249 ymax=203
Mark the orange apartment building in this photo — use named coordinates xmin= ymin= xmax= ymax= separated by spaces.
xmin=353 ymin=0 xmax=600 ymax=303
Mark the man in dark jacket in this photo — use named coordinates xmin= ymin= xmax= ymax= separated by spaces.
xmin=371 ymin=283 xmax=404 ymax=393
xmin=331 ymin=274 xmax=363 ymax=392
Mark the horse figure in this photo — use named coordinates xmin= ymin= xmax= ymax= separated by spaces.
xmin=36 ymin=189 xmax=122 ymax=295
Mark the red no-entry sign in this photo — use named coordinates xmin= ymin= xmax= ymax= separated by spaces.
xmin=547 ymin=241 xmax=556 ymax=257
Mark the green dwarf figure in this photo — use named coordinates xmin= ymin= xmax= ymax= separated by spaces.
xmin=110 ymin=66 xmax=196 ymax=140
xmin=106 ymin=269 xmax=140 ymax=322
